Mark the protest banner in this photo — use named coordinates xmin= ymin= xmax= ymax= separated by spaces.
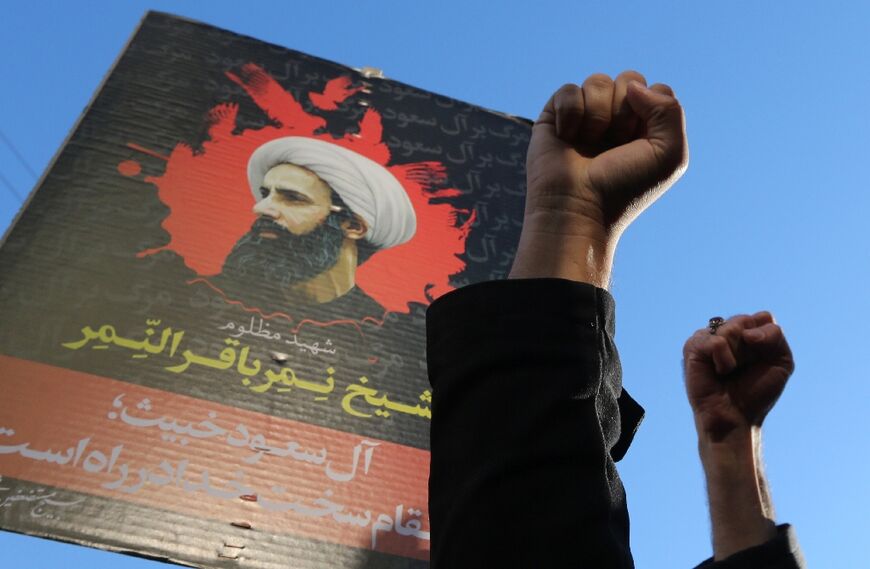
xmin=0 ymin=12 xmax=529 ymax=567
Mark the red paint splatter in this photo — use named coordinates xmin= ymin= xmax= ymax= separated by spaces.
xmin=309 ymin=76 xmax=365 ymax=111
xmin=130 ymin=64 xmax=471 ymax=315
xmin=117 ymin=160 xmax=142 ymax=177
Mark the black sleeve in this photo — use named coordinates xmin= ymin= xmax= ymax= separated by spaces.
xmin=426 ymin=279 xmax=644 ymax=569
xmin=693 ymin=525 xmax=806 ymax=569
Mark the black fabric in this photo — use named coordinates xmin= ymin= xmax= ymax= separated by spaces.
xmin=426 ymin=279 xmax=805 ymax=569
xmin=427 ymin=278 xmax=639 ymax=568
xmin=694 ymin=525 xmax=805 ymax=569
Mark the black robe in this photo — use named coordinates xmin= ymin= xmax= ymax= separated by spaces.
xmin=426 ymin=279 xmax=804 ymax=569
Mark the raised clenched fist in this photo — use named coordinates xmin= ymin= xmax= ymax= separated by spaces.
xmin=511 ymin=71 xmax=689 ymax=286
xmin=525 ymin=71 xmax=688 ymax=237
xmin=683 ymin=312 xmax=795 ymax=440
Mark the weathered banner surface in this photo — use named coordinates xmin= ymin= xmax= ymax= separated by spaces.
xmin=0 ymin=11 xmax=530 ymax=568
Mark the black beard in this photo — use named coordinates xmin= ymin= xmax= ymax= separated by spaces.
xmin=218 ymin=216 xmax=344 ymax=294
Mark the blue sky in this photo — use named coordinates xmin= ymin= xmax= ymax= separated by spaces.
xmin=1 ymin=1 xmax=868 ymax=567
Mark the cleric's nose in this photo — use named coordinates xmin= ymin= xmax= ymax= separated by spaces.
xmin=252 ymin=192 xmax=279 ymax=218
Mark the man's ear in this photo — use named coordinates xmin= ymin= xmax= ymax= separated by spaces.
xmin=340 ymin=214 xmax=368 ymax=240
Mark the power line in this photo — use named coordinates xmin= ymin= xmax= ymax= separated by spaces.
xmin=0 ymin=128 xmax=38 ymax=181
xmin=0 ymin=170 xmax=24 ymax=203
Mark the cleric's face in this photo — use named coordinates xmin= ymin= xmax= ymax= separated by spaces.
xmin=253 ymin=163 xmax=334 ymax=235
xmin=220 ymin=163 xmax=347 ymax=290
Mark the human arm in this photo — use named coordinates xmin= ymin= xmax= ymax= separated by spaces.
xmin=427 ymin=71 xmax=687 ymax=568
xmin=684 ymin=313 xmax=806 ymax=568
xmin=509 ymin=71 xmax=688 ymax=287
xmin=427 ymin=278 xmax=640 ymax=568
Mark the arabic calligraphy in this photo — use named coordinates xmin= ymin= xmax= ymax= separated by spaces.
xmin=217 ymin=317 xmax=338 ymax=356
xmin=0 ymin=426 xmax=429 ymax=547
xmin=0 ymin=479 xmax=85 ymax=520
xmin=286 ymin=335 xmax=336 ymax=356
xmin=342 ymin=377 xmax=432 ymax=420
xmin=381 ymin=108 xmax=438 ymax=129
xmin=107 ymin=394 xmax=380 ymax=481
xmin=62 ymin=319 xmax=185 ymax=359
xmin=218 ymin=316 xmax=337 ymax=356
xmin=61 ymin=319 xmax=431 ymax=423
xmin=385 ymin=135 xmax=444 ymax=157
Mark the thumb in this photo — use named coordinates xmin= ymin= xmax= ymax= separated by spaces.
xmin=625 ymin=81 xmax=688 ymax=164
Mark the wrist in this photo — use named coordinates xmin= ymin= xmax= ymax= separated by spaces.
xmin=698 ymin=426 xmax=760 ymax=482
xmin=508 ymin=209 xmax=619 ymax=288
xmin=697 ymin=422 xmax=758 ymax=452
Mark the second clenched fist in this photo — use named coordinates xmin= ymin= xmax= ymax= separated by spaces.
xmin=683 ymin=312 xmax=795 ymax=439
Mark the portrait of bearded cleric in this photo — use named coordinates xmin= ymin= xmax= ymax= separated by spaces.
xmin=212 ymin=137 xmax=417 ymax=320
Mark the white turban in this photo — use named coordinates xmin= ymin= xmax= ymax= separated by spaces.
xmin=247 ymin=137 xmax=416 ymax=249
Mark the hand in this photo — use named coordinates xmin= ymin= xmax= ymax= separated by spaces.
xmin=683 ymin=312 xmax=795 ymax=440
xmin=524 ymin=71 xmax=688 ymax=241
xmin=510 ymin=71 xmax=688 ymax=286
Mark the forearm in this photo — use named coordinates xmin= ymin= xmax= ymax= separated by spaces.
xmin=686 ymin=316 xmax=804 ymax=569
xmin=698 ymin=426 xmax=777 ymax=560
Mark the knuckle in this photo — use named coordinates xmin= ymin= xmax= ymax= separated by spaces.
xmin=667 ymin=99 xmax=683 ymax=115
xmin=756 ymin=310 xmax=773 ymax=320
xmin=584 ymin=73 xmax=613 ymax=90
xmin=650 ymin=82 xmax=676 ymax=97
xmin=618 ymin=69 xmax=646 ymax=84
xmin=727 ymin=314 xmax=752 ymax=328
xmin=655 ymin=97 xmax=682 ymax=115
xmin=556 ymin=83 xmax=582 ymax=98
xmin=683 ymin=337 xmax=696 ymax=355
xmin=554 ymin=85 xmax=583 ymax=113
xmin=684 ymin=332 xmax=705 ymax=352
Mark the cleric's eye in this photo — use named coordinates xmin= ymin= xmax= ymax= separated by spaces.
xmin=277 ymin=189 xmax=310 ymax=203
xmin=259 ymin=187 xmax=270 ymax=199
